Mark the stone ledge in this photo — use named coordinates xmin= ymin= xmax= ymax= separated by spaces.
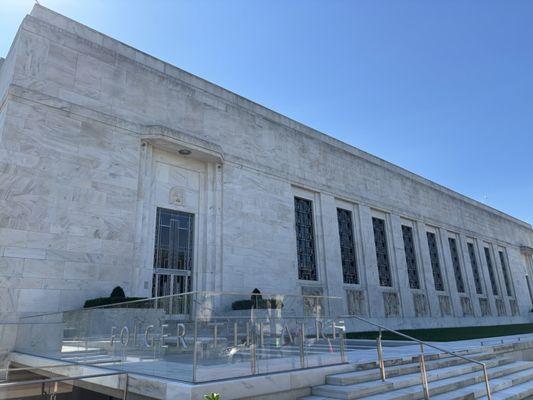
xmin=141 ymin=125 xmax=224 ymax=164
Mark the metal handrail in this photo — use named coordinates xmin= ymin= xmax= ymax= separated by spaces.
xmin=0 ymin=359 xmax=124 ymax=375
xmin=341 ymin=314 xmax=492 ymax=400
xmin=0 ymin=371 xmax=125 ymax=388
xmin=0 ymin=370 xmax=129 ymax=400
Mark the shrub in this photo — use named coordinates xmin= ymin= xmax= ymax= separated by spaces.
xmin=83 ymin=296 xmax=146 ymax=308
xmin=110 ymin=286 xmax=126 ymax=298
xmin=204 ymin=394 xmax=220 ymax=400
xmin=231 ymin=298 xmax=283 ymax=310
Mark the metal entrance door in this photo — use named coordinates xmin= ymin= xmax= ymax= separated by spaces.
xmin=152 ymin=208 xmax=194 ymax=314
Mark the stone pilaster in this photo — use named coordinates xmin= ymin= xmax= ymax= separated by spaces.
xmin=134 ymin=141 xmax=155 ymax=297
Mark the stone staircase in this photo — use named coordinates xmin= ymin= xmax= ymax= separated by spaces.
xmin=301 ymin=349 xmax=533 ymax=400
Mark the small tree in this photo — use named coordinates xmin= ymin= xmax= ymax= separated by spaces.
xmin=110 ymin=286 xmax=126 ymax=298
xmin=204 ymin=393 xmax=220 ymax=400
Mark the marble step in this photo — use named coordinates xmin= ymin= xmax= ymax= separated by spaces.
xmin=481 ymin=377 xmax=533 ymax=400
xmin=351 ymin=361 xmax=533 ymax=400
xmin=431 ymin=363 xmax=533 ymax=400
xmin=327 ymin=352 xmax=493 ymax=385
xmin=312 ymin=356 xmax=515 ymax=399
xmin=340 ymin=348 xmax=484 ymax=375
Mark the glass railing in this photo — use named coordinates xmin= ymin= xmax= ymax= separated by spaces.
xmin=8 ymin=291 xmax=347 ymax=383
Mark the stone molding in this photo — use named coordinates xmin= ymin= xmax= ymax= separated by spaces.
xmin=141 ymin=125 xmax=224 ymax=164
xmin=521 ymin=246 xmax=533 ymax=256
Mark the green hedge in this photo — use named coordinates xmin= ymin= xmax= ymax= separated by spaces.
xmin=83 ymin=296 xmax=146 ymax=308
xmin=231 ymin=299 xmax=284 ymax=310
xmin=347 ymin=323 xmax=533 ymax=342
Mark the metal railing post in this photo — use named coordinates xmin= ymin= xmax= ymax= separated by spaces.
xmin=250 ymin=343 xmax=257 ymax=374
xmin=340 ymin=314 xmax=493 ymax=400
xmin=250 ymin=322 xmax=257 ymax=374
xmin=192 ymin=319 xmax=198 ymax=382
xmin=376 ymin=328 xmax=386 ymax=381
xmin=122 ymin=374 xmax=129 ymax=400
xmin=300 ymin=322 xmax=306 ymax=368
xmin=483 ymin=363 xmax=492 ymax=400
xmin=419 ymin=343 xmax=430 ymax=400
xmin=340 ymin=327 xmax=346 ymax=363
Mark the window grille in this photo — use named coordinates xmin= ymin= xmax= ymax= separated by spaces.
xmin=372 ymin=217 xmax=392 ymax=287
xmin=448 ymin=238 xmax=465 ymax=293
xmin=484 ymin=247 xmax=499 ymax=296
xmin=337 ymin=208 xmax=358 ymax=284
xmin=467 ymin=243 xmax=483 ymax=294
xmin=294 ymin=197 xmax=317 ymax=281
xmin=402 ymin=225 xmax=420 ymax=289
xmin=498 ymin=250 xmax=513 ymax=296
xmin=427 ymin=232 xmax=444 ymax=291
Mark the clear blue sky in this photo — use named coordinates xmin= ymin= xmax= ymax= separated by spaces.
xmin=1 ymin=0 xmax=532 ymax=224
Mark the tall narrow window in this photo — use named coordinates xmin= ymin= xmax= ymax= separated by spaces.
xmin=153 ymin=208 xmax=194 ymax=301
xmin=498 ymin=250 xmax=513 ymax=296
xmin=526 ymin=275 xmax=533 ymax=306
xmin=467 ymin=243 xmax=483 ymax=294
xmin=427 ymin=232 xmax=445 ymax=291
xmin=153 ymin=208 xmax=194 ymax=271
xmin=337 ymin=208 xmax=358 ymax=284
xmin=294 ymin=197 xmax=317 ymax=281
xmin=402 ymin=225 xmax=420 ymax=289
xmin=372 ymin=217 xmax=392 ymax=287
xmin=448 ymin=238 xmax=465 ymax=293
xmin=484 ymin=247 xmax=499 ymax=296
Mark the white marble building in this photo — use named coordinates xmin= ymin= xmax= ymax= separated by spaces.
xmin=1 ymin=4 xmax=532 ymax=330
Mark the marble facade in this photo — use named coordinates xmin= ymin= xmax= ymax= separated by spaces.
xmin=0 ymin=5 xmax=532 ymax=336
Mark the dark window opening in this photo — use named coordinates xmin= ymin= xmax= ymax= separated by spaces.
xmin=498 ymin=250 xmax=513 ymax=297
xmin=402 ymin=225 xmax=420 ymax=289
xmin=295 ymin=197 xmax=317 ymax=281
xmin=337 ymin=208 xmax=359 ymax=284
xmin=372 ymin=217 xmax=392 ymax=287
xmin=427 ymin=232 xmax=444 ymax=291
xmin=484 ymin=247 xmax=499 ymax=296
xmin=467 ymin=242 xmax=483 ymax=294
xmin=449 ymin=238 xmax=465 ymax=293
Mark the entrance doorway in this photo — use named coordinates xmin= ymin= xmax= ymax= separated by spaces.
xmin=152 ymin=208 xmax=194 ymax=314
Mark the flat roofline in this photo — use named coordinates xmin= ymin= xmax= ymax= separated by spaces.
xmin=25 ymin=4 xmax=532 ymax=229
